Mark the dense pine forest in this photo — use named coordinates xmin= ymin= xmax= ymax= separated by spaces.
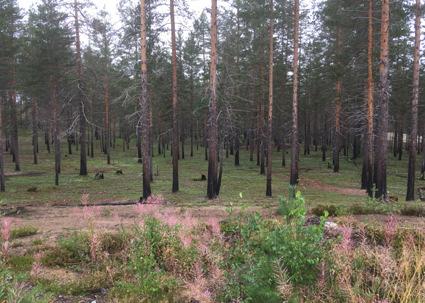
xmin=0 ymin=0 xmax=424 ymax=302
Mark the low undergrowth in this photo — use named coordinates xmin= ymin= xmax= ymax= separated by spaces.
xmin=0 ymin=193 xmax=424 ymax=302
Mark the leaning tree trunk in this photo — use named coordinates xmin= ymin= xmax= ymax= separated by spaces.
xmin=170 ymin=0 xmax=179 ymax=193
xmin=406 ymin=0 xmax=421 ymax=201
xmin=266 ymin=0 xmax=274 ymax=197
xmin=207 ymin=0 xmax=219 ymax=199
xmin=361 ymin=0 xmax=374 ymax=197
xmin=290 ymin=0 xmax=300 ymax=187
xmin=375 ymin=0 xmax=390 ymax=201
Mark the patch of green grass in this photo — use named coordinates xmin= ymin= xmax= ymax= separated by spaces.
xmin=6 ymin=255 xmax=34 ymax=272
xmin=11 ymin=226 xmax=38 ymax=240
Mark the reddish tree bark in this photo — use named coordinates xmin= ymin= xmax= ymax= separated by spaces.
xmin=375 ymin=0 xmax=390 ymax=201
xmin=406 ymin=0 xmax=421 ymax=201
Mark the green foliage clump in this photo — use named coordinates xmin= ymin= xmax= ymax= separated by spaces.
xmin=220 ymin=191 xmax=328 ymax=302
xmin=43 ymin=232 xmax=90 ymax=267
xmin=111 ymin=217 xmax=197 ymax=301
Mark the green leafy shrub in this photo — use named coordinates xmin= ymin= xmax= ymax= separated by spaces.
xmin=278 ymin=190 xmax=307 ymax=222
xmin=220 ymin=192 xmax=328 ymax=302
xmin=43 ymin=232 xmax=90 ymax=266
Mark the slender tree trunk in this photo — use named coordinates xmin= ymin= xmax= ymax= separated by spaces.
xmin=398 ymin=123 xmax=403 ymax=160
xmin=333 ymin=26 xmax=342 ymax=173
xmin=362 ymin=0 xmax=374 ymax=197
xmin=375 ymin=0 xmax=390 ymax=201
xmin=170 ymin=0 xmax=179 ymax=192
xmin=51 ymin=78 xmax=60 ymax=186
xmin=140 ymin=0 xmax=151 ymax=199
xmin=137 ymin=126 xmax=142 ymax=163
xmin=32 ymin=98 xmax=38 ymax=165
xmin=8 ymin=80 xmax=19 ymax=171
xmin=235 ymin=130 xmax=240 ymax=166
xmin=207 ymin=0 xmax=219 ymax=199
xmin=290 ymin=0 xmax=300 ymax=186
xmin=266 ymin=0 xmax=274 ymax=197
xmin=103 ymin=75 xmax=111 ymax=165
xmin=75 ymin=0 xmax=87 ymax=176
xmin=190 ymin=75 xmax=194 ymax=157
xmin=406 ymin=0 xmax=421 ymax=201
xmin=0 ymin=97 xmax=5 ymax=192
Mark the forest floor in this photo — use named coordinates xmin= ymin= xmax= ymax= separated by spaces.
xmin=1 ymin=134 xmax=425 ymax=227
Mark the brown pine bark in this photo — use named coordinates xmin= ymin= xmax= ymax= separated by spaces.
xmin=140 ymin=0 xmax=151 ymax=199
xmin=74 ymin=0 xmax=87 ymax=176
xmin=333 ymin=26 xmax=342 ymax=173
xmin=290 ymin=0 xmax=300 ymax=186
xmin=362 ymin=0 xmax=374 ymax=197
xmin=266 ymin=0 xmax=274 ymax=197
xmin=170 ymin=0 xmax=179 ymax=192
xmin=207 ymin=0 xmax=219 ymax=199
xmin=406 ymin=0 xmax=421 ymax=201
xmin=0 ymin=96 xmax=5 ymax=192
xmin=375 ymin=0 xmax=390 ymax=201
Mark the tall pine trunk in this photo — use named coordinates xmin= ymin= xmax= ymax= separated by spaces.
xmin=170 ymin=0 xmax=179 ymax=192
xmin=290 ymin=0 xmax=300 ymax=186
xmin=103 ymin=75 xmax=111 ymax=165
xmin=362 ymin=0 xmax=374 ymax=197
xmin=32 ymin=98 xmax=38 ymax=165
xmin=75 ymin=0 xmax=87 ymax=176
xmin=406 ymin=0 xmax=421 ymax=201
xmin=51 ymin=78 xmax=60 ymax=186
xmin=375 ymin=0 xmax=390 ymax=201
xmin=207 ymin=0 xmax=219 ymax=199
xmin=139 ymin=0 xmax=151 ymax=199
xmin=266 ymin=0 xmax=274 ymax=197
xmin=333 ymin=27 xmax=342 ymax=173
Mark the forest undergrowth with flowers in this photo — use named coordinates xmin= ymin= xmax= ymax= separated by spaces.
xmin=0 ymin=192 xmax=424 ymax=303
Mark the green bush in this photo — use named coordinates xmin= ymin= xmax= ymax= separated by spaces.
xmin=112 ymin=217 xmax=197 ymax=301
xmin=43 ymin=232 xmax=90 ymax=266
xmin=220 ymin=192 xmax=328 ymax=302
